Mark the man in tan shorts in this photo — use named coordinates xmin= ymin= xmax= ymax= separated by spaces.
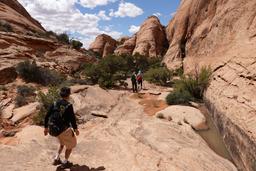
xmin=44 ymin=87 xmax=79 ymax=169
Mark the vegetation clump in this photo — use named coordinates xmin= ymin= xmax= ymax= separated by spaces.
xmin=82 ymin=54 xmax=162 ymax=88
xmin=166 ymin=66 xmax=212 ymax=105
xmin=70 ymin=39 xmax=83 ymax=50
xmin=33 ymin=87 xmax=59 ymax=125
xmin=0 ymin=20 xmax=13 ymax=32
xmin=16 ymin=60 xmax=64 ymax=86
xmin=15 ymin=85 xmax=36 ymax=107
xmin=144 ymin=67 xmax=172 ymax=86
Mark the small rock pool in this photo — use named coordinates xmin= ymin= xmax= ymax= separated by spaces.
xmin=197 ymin=104 xmax=233 ymax=162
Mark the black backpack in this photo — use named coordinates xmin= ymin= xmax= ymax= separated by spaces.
xmin=48 ymin=101 xmax=71 ymax=137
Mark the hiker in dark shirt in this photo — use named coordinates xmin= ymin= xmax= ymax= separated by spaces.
xmin=44 ymin=87 xmax=79 ymax=169
xmin=131 ymin=72 xmax=138 ymax=93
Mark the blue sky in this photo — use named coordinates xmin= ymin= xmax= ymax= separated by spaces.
xmin=76 ymin=0 xmax=180 ymax=35
xmin=19 ymin=0 xmax=180 ymax=47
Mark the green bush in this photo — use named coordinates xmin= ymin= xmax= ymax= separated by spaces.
xmin=166 ymin=90 xmax=193 ymax=105
xmin=166 ymin=66 xmax=212 ymax=105
xmin=175 ymin=66 xmax=212 ymax=99
xmin=83 ymin=55 xmax=128 ymax=88
xmin=33 ymin=87 xmax=60 ymax=125
xmin=82 ymin=54 xmax=163 ymax=88
xmin=71 ymin=40 xmax=83 ymax=50
xmin=144 ymin=67 xmax=172 ymax=86
xmin=0 ymin=20 xmax=13 ymax=32
xmin=16 ymin=60 xmax=64 ymax=86
xmin=57 ymin=33 xmax=69 ymax=44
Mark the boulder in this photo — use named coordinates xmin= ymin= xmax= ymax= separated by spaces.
xmin=11 ymin=102 xmax=40 ymax=123
xmin=1 ymin=103 xmax=15 ymax=119
xmin=156 ymin=105 xmax=208 ymax=130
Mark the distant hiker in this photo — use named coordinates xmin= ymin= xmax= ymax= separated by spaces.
xmin=44 ymin=87 xmax=79 ymax=169
xmin=136 ymin=70 xmax=143 ymax=90
xmin=131 ymin=72 xmax=138 ymax=93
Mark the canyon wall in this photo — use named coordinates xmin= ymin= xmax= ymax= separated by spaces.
xmin=164 ymin=0 xmax=256 ymax=170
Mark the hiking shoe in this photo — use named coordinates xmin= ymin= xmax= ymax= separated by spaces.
xmin=60 ymin=161 xmax=73 ymax=169
xmin=52 ymin=158 xmax=62 ymax=166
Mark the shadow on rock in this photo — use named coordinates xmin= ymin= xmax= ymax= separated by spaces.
xmin=56 ymin=164 xmax=105 ymax=171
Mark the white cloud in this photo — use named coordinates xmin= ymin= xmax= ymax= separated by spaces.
xmin=79 ymin=0 xmax=117 ymax=9
xmin=153 ymin=12 xmax=161 ymax=17
xmin=98 ymin=10 xmax=111 ymax=20
xmin=170 ymin=12 xmax=176 ymax=17
xmin=17 ymin=0 xmax=122 ymax=48
xmin=109 ymin=2 xmax=143 ymax=18
xmin=129 ymin=25 xmax=140 ymax=34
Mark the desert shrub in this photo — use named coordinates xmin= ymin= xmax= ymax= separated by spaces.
xmin=15 ymin=95 xmax=28 ymax=107
xmin=33 ymin=87 xmax=60 ymax=125
xmin=17 ymin=85 xmax=35 ymax=96
xmin=15 ymin=85 xmax=36 ymax=107
xmin=144 ymin=67 xmax=172 ymax=86
xmin=0 ymin=85 xmax=7 ymax=91
xmin=166 ymin=89 xmax=193 ymax=105
xmin=16 ymin=60 xmax=64 ymax=86
xmin=156 ymin=113 xmax=165 ymax=119
xmin=166 ymin=66 xmax=212 ymax=105
xmin=57 ymin=33 xmax=69 ymax=44
xmin=0 ymin=20 xmax=13 ymax=32
xmin=71 ymin=40 xmax=83 ymax=50
xmin=175 ymin=66 xmax=212 ymax=99
xmin=82 ymin=54 xmax=163 ymax=88
xmin=83 ymin=55 xmax=127 ymax=88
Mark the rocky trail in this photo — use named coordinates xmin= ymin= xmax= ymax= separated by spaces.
xmin=0 ymin=84 xmax=237 ymax=171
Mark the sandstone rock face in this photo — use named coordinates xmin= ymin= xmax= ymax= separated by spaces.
xmin=89 ymin=34 xmax=117 ymax=58
xmin=0 ymin=90 xmax=236 ymax=171
xmin=133 ymin=16 xmax=168 ymax=57
xmin=114 ymin=36 xmax=136 ymax=56
xmin=164 ymin=0 xmax=256 ymax=170
xmin=0 ymin=0 xmax=45 ymax=34
xmin=156 ymin=105 xmax=208 ymax=130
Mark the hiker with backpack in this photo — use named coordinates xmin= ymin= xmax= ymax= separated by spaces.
xmin=44 ymin=87 xmax=79 ymax=169
xmin=136 ymin=70 xmax=143 ymax=90
xmin=131 ymin=72 xmax=138 ymax=93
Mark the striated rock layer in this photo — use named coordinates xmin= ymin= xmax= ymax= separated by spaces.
xmin=164 ymin=0 xmax=256 ymax=170
xmin=0 ymin=0 xmax=96 ymax=84
xmin=0 ymin=0 xmax=45 ymax=34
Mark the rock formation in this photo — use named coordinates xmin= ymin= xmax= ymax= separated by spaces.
xmin=132 ymin=16 xmax=168 ymax=57
xmin=94 ymin=16 xmax=168 ymax=58
xmin=114 ymin=35 xmax=136 ymax=56
xmin=163 ymin=0 xmax=256 ymax=170
xmin=0 ymin=0 xmax=96 ymax=85
xmin=0 ymin=0 xmax=45 ymax=34
xmin=89 ymin=34 xmax=117 ymax=58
